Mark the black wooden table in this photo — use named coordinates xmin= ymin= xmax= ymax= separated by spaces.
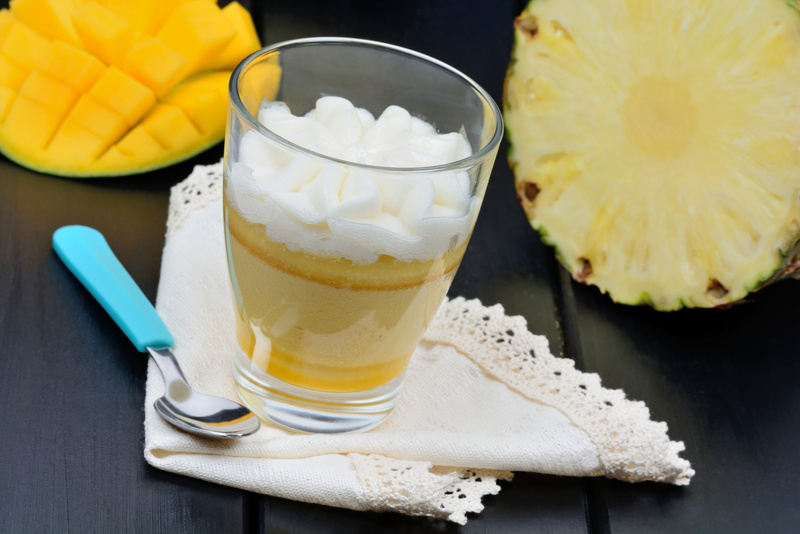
xmin=2 ymin=1 xmax=800 ymax=532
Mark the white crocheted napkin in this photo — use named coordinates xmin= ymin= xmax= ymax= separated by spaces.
xmin=143 ymin=163 xmax=694 ymax=524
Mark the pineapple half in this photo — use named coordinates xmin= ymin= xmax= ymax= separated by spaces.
xmin=504 ymin=0 xmax=800 ymax=310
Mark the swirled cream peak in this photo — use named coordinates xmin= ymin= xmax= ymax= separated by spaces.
xmin=228 ymin=96 xmax=476 ymax=263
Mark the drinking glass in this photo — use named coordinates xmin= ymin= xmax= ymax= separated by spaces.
xmin=224 ymin=37 xmax=503 ymax=433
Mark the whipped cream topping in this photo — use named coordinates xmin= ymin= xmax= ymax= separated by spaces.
xmin=227 ymin=96 xmax=477 ymax=263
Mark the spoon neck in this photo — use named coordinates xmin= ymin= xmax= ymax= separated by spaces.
xmin=147 ymin=347 xmax=189 ymax=386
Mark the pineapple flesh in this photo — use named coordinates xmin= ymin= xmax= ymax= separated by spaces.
xmin=504 ymin=0 xmax=800 ymax=310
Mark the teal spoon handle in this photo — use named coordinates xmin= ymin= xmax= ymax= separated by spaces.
xmin=53 ymin=225 xmax=174 ymax=352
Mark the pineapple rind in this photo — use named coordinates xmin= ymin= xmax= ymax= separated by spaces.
xmin=505 ymin=0 xmax=800 ymax=310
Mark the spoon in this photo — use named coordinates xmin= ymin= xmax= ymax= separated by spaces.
xmin=53 ymin=225 xmax=260 ymax=439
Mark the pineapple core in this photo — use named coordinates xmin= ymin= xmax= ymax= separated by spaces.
xmin=623 ymin=76 xmax=696 ymax=160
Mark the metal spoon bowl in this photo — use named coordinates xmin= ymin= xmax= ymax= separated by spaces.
xmin=148 ymin=347 xmax=260 ymax=438
xmin=53 ymin=225 xmax=260 ymax=439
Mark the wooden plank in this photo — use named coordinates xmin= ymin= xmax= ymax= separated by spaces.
xmin=560 ymin=268 xmax=800 ymax=532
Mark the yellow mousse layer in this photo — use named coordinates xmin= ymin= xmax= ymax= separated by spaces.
xmin=224 ymin=196 xmax=468 ymax=393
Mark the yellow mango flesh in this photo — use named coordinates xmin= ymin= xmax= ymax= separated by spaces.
xmin=0 ymin=56 xmax=27 ymax=90
xmin=38 ymin=40 xmax=106 ymax=92
xmin=103 ymin=0 xmax=196 ymax=38
xmin=67 ymin=95 xmax=129 ymax=146
xmin=210 ymin=1 xmax=261 ymax=70
xmin=71 ymin=2 xmax=135 ymax=68
xmin=0 ymin=0 xmax=271 ymax=177
xmin=1 ymin=20 xmax=50 ymax=70
xmin=161 ymin=71 xmax=228 ymax=137
xmin=0 ymin=86 xmax=14 ymax=121
xmin=9 ymin=0 xmax=82 ymax=47
xmin=122 ymin=36 xmax=186 ymax=98
xmin=88 ymin=67 xmax=156 ymax=126
xmin=157 ymin=0 xmax=236 ymax=80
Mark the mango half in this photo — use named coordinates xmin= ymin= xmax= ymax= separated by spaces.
xmin=0 ymin=0 xmax=272 ymax=177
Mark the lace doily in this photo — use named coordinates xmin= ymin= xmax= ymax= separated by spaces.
xmin=160 ymin=162 xmax=693 ymax=523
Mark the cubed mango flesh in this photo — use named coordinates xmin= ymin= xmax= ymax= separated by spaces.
xmin=123 ymin=37 xmax=186 ymax=98
xmin=0 ymin=86 xmax=15 ymax=121
xmin=0 ymin=2 xmax=270 ymax=176
xmin=0 ymin=20 xmax=50 ymax=71
xmin=72 ymin=2 xmax=136 ymax=68
xmin=140 ymin=103 xmax=200 ymax=150
xmin=9 ymin=0 xmax=81 ymax=47
xmin=115 ymin=126 xmax=167 ymax=160
xmin=210 ymin=1 xmax=261 ymax=71
xmin=3 ymin=94 xmax=62 ymax=149
xmin=162 ymin=70 xmax=228 ymax=136
xmin=38 ymin=41 xmax=106 ymax=93
xmin=239 ymin=61 xmax=282 ymax=117
xmin=47 ymin=119 xmax=108 ymax=166
xmin=157 ymin=0 xmax=235 ymax=79
xmin=88 ymin=67 xmax=157 ymax=127
xmin=20 ymin=69 xmax=78 ymax=122
xmin=0 ymin=9 xmax=14 ymax=42
xmin=103 ymin=0 xmax=195 ymax=38
xmin=0 ymin=55 xmax=27 ymax=91
xmin=66 ymin=95 xmax=128 ymax=147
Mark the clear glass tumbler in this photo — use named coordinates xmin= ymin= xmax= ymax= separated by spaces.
xmin=224 ymin=37 xmax=503 ymax=433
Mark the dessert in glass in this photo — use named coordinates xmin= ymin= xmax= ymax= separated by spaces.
xmin=224 ymin=37 xmax=503 ymax=433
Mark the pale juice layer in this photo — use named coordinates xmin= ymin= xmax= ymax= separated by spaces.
xmin=225 ymin=197 xmax=466 ymax=393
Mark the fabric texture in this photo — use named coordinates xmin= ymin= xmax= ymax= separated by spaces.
xmin=144 ymin=162 xmax=694 ymax=524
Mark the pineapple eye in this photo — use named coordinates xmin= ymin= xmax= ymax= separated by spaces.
xmin=515 ymin=14 xmax=538 ymax=39
xmin=706 ymin=279 xmax=729 ymax=300
xmin=521 ymin=181 xmax=540 ymax=204
xmin=575 ymin=258 xmax=592 ymax=283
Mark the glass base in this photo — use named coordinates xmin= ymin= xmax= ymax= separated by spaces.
xmin=232 ymin=348 xmax=404 ymax=434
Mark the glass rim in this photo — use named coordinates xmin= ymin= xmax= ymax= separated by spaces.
xmin=228 ymin=36 xmax=504 ymax=174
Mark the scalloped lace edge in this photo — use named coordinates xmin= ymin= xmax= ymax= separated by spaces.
xmin=348 ymin=454 xmax=512 ymax=524
xmin=425 ymin=297 xmax=695 ymax=486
